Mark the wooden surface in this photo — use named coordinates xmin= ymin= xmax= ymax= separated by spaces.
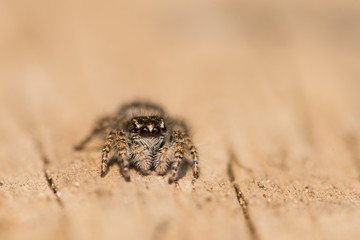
xmin=1 ymin=1 xmax=360 ymax=240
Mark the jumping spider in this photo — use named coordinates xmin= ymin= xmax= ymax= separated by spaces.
xmin=75 ymin=101 xmax=199 ymax=183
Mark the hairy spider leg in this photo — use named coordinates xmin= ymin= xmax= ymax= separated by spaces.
xmin=168 ymin=131 xmax=185 ymax=183
xmin=185 ymin=137 xmax=200 ymax=179
xmin=74 ymin=116 xmax=117 ymax=150
xmin=101 ymin=130 xmax=116 ymax=177
xmin=114 ymin=130 xmax=130 ymax=181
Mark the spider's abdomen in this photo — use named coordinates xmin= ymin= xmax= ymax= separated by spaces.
xmin=118 ymin=101 xmax=166 ymax=119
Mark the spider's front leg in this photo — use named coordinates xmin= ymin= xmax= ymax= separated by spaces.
xmin=114 ymin=130 xmax=130 ymax=181
xmin=101 ymin=130 xmax=116 ymax=177
xmin=168 ymin=131 xmax=185 ymax=183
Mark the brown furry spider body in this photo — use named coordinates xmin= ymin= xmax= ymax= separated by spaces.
xmin=75 ymin=101 xmax=199 ymax=183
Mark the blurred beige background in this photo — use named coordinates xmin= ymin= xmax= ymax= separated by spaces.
xmin=1 ymin=0 xmax=359 ymax=114
xmin=0 ymin=1 xmax=360 ymax=240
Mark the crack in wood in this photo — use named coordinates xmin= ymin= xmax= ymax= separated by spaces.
xmin=35 ymin=141 xmax=64 ymax=207
xmin=227 ymin=150 xmax=259 ymax=240
xmin=44 ymin=167 xmax=64 ymax=207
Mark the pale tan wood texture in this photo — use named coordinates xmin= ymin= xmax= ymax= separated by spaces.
xmin=0 ymin=1 xmax=359 ymax=240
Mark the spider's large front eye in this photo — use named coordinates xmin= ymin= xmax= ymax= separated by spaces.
xmin=152 ymin=127 xmax=159 ymax=133
xmin=140 ymin=127 xmax=150 ymax=136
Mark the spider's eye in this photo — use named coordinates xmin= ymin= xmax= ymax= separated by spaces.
xmin=152 ymin=127 xmax=159 ymax=133
xmin=140 ymin=127 xmax=149 ymax=135
xmin=161 ymin=126 xmax=166 ymax=132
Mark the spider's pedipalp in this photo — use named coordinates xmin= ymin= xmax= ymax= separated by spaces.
xmin=154 ymin=146 xmax=170 ymax=175
xmin=132 ymin=143 xmax=152 ymax=175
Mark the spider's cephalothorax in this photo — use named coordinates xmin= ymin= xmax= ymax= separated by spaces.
xmin=75 ymin=101 xmax=199 ymax=183
xmin=130 ymin=116 xmax=166 ymax=138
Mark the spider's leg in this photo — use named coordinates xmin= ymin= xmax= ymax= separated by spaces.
xmin=101 ymin=130 xmax=116 ymax=177
xmin=154 ymin=145 xmax=170 ymax=175
xmin=185 ymin=137 xmax=199 ymax=179
xmin=74 ymin=116 xmax=117 ymax=150
xmin=168 ymin=131 xmax=185 ymax=183
xmin=114 ymin=130 xmax=130 ymax=181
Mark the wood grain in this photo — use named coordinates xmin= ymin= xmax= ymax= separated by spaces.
xmin=1 ymin=1 xmax=359 ymax=240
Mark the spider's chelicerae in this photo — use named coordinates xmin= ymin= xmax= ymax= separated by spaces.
xmin=75 ymin=101 xmax=199 ymax=183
